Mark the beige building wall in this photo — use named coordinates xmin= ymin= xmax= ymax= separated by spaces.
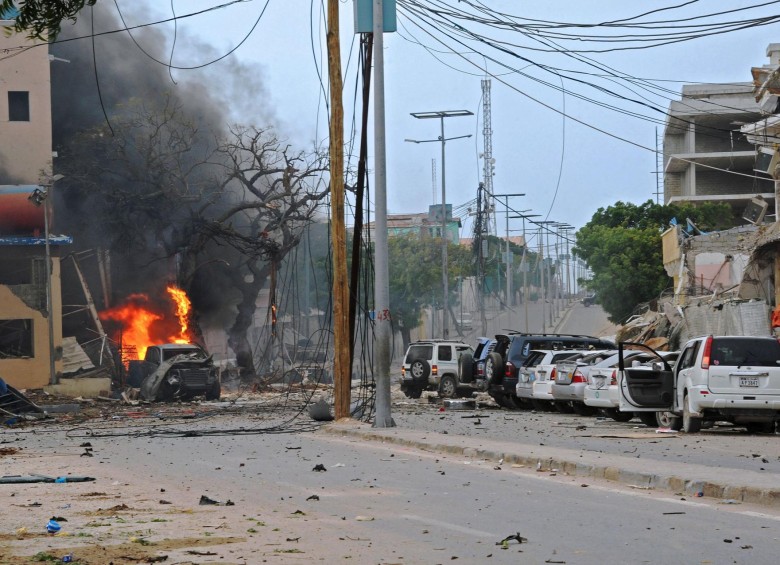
xmin=0 ymin=23 xmax=52 ymax=183
xmin=0 ymin=255 xmax=64 ymax=388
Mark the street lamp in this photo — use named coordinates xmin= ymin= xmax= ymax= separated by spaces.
xmin=408 ymin=109 xmax=473 ymax=338
xmin=28 ymin=174 xmax=63 ymax=386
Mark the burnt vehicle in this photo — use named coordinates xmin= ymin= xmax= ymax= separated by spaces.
xmin=135 ymin=343 xmax=221 ymax=401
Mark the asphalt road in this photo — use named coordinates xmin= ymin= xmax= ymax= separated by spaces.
xmin=3 ymin=411 xmax=779 ymax=565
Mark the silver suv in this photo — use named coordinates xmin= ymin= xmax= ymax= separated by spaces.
xmin=401 ymin=340 xmax=473 ymax=399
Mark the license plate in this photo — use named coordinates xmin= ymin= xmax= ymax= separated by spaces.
xmin=739 ymin=376 xmax=759 ymax=387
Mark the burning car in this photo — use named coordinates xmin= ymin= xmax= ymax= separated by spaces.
xmin=137 ymin=343 xmax=221 ymax=402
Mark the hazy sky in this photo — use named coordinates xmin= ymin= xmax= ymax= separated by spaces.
xmin=80 ymin=2 xmax=780 ymax=243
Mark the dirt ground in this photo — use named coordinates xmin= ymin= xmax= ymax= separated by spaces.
xmin=0 ymin=390 xmax=328 ymax=565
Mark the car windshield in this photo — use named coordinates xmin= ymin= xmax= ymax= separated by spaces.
xmin=406 ymin=344 xmax=433 ymax=362
xmin=711 ymin=338 xmax=780 ymax=367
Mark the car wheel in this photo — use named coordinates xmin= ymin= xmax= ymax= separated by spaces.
xmin=531 ymin=398 xmax=551 ymax=411
xmin=410 ymin=359 xmax=431 ymax=380
xmin=682 ymin=393 xmax=702 ymax=433
xmin=656 ymin=411 xmax=682 ymax=430
xmin=439 ymin=375 xmax=457 ymax=399
xmin=553 ymin=401 xmax=574 ymax=413
xmin=604 ymin=408 xmax=633 ymax=422
xmin=503 ymin=394 xmax=523 ymax=410
xmin=637 ymin=412 xmax=658 ymax=427
xmin=745 ymin=421 xmax=774 ymax=434
xmin=458 ymin=352 xmax=474 ymax=383
xmin=572 ymin=403 xmax=597 ymax=416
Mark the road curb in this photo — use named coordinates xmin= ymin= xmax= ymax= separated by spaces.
xmin=320 ymin=423 xmax=780 ymax=508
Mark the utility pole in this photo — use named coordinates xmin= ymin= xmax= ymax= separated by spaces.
xmin=494 ymin=193 xmax=524 ymax=309
xmin=372 ymin=0 xmax=393 ymax=427
xmin=408 ymin=110 xmax=472 ymax=339
xmin=326 ymin=0 xmax=350 ymax=419
xmin=510 ymin=212 xmax=539 ymax=332
xmin=538 ymin=226 xmax=545 ymax=333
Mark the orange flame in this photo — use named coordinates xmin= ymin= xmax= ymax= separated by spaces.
xmin=99 ymin=285 xmax=194 ymax=362
xmin=167 ymin=285 xmax=191 ymax=344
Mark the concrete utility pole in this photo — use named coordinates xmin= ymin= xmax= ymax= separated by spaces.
xmin=494 ymin=193 xmax=524 ymax=308
xmin=537 ymin=221 xmax=555 ymax=332
xmin=511 ymin=212 xmax=539 ymax=332
xmin=372 ymin=0 xmax=394 ymax=427
xmin=408 ymin=110 xmax=472 ymax=338
xmin=326 ymin=0 xmax=350 ymax=419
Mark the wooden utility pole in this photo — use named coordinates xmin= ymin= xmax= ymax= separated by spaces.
xmin=327 ymin=0 xmax=350 ymax=419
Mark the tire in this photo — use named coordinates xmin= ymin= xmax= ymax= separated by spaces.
xmin=458 ymin=352 xmax=475 ymax=383
xmin=410 ymin=359 xmax=431 ymax=381
xmin=531 ymin=398 xmax=553 ymax=412
xmin=604 ymin=408 xmax=633 ymax=422
xmin=490 ymin=392 xmax=510 ymax=409
xmin=745 ymin=421 xmax=774 ymax=434
xmin=682 ymin=393 xmax=702 ymax=433
xmin=485 ymin=352 xmax=504 ymax=385
xmin=503 ymin=394 xmax=522 ymax=410
xmin=553 ymin=401 xmax=574 ymax=413
xmin=205 ymin=380 xmax=221 ymax=401
xmin=656 ymin=411 xmax=682 ymax=430
xmin=638 ymin=412 xmax=658 ymax=427
xmin=439 ymin=375 xmax=457 ymax=399
xmin=572 ymin=403 xmax=597 ymax=416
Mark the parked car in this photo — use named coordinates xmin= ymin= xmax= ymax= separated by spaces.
xmin=516 ymin=349 xmax=595 ymax=410
xmin=400 ymin=340 xmax=474 ymax=399
xmin=534 ymin=350 xmax=614 ymax=413
xmin=584 ymin=350 xmax=679 ymax=422
xmin=619 ymin=336 xmax=780 ymax=433
xmin=582 ymin=294 xmax=597 ymax=307
xmin=456 ymin=337 xmax=495 ymax=395
xmin=490 ymin=333 xmax=616 ymax=409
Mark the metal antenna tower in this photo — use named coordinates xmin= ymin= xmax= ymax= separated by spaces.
xmin=481 ymin=78 xmax=496 ymax=234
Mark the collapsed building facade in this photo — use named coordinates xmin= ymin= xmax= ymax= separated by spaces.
xmin=622 ymin=44 xmax=780 ymax=348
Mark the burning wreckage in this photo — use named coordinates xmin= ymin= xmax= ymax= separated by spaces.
xmin=130 ymin=343 xmax=221 ymax=402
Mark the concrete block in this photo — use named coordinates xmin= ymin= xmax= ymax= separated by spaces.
xmin=44 ymin=377 xmax=112 ymax=398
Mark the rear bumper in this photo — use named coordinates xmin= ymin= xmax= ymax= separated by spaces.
xmin=532 ymin=381 xmax=554 ymax=401
xmin=584 ymin=386 xmax=619 ymax=408
xmin=515 ymin=382 xmax=534 ymax=399
xmin=551 ymin=383 xmax=586 ymax=402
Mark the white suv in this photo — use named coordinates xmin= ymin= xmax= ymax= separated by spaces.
xmin=620 ymin=336 xmax=780 ymax=433
xmin=401 ymin=340 xmax=473 ymax=399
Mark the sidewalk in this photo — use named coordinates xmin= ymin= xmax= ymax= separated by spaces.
xmin=321 ymin=420 xmax=780 ymax=508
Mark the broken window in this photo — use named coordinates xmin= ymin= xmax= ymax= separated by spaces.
xmin=0 ymin=319 xmax=34 ymax=358
xmin=8 ymin=91 xmax=30 ymax=122
xmin=0 ymin=258 xmax=35 ymax=285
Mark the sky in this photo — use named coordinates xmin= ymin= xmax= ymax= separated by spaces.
xmin=55 ymin=1 xmax=780 ymax=246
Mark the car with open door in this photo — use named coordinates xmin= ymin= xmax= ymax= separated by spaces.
xmin=618 ymin=336 xmax=780 ymax=433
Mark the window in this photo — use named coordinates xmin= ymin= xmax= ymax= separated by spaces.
xmin=8 ymin=91 xmax=30 ymax=121
xmin=0 ymin=319 xmax=34 ymax=358
xmin=438 ymin=345 xmax=452 ymax=361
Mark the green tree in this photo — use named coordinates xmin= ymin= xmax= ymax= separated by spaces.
xmin=0 ymin=0 xmax=97 ymax=40
xmin=573 ymin=199 xmax=734 ymax=323
xmin=388 ymin=235 xmax=474 ymax=349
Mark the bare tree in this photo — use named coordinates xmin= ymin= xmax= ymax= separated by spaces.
xmin=60 ymin=103 xmax=329 ymax=376
xmin=181 ymin=125 xmax=330 ymax=374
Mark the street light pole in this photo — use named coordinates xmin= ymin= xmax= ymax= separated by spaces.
xmin=409 ymin=110 xmax=472 ymax=339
